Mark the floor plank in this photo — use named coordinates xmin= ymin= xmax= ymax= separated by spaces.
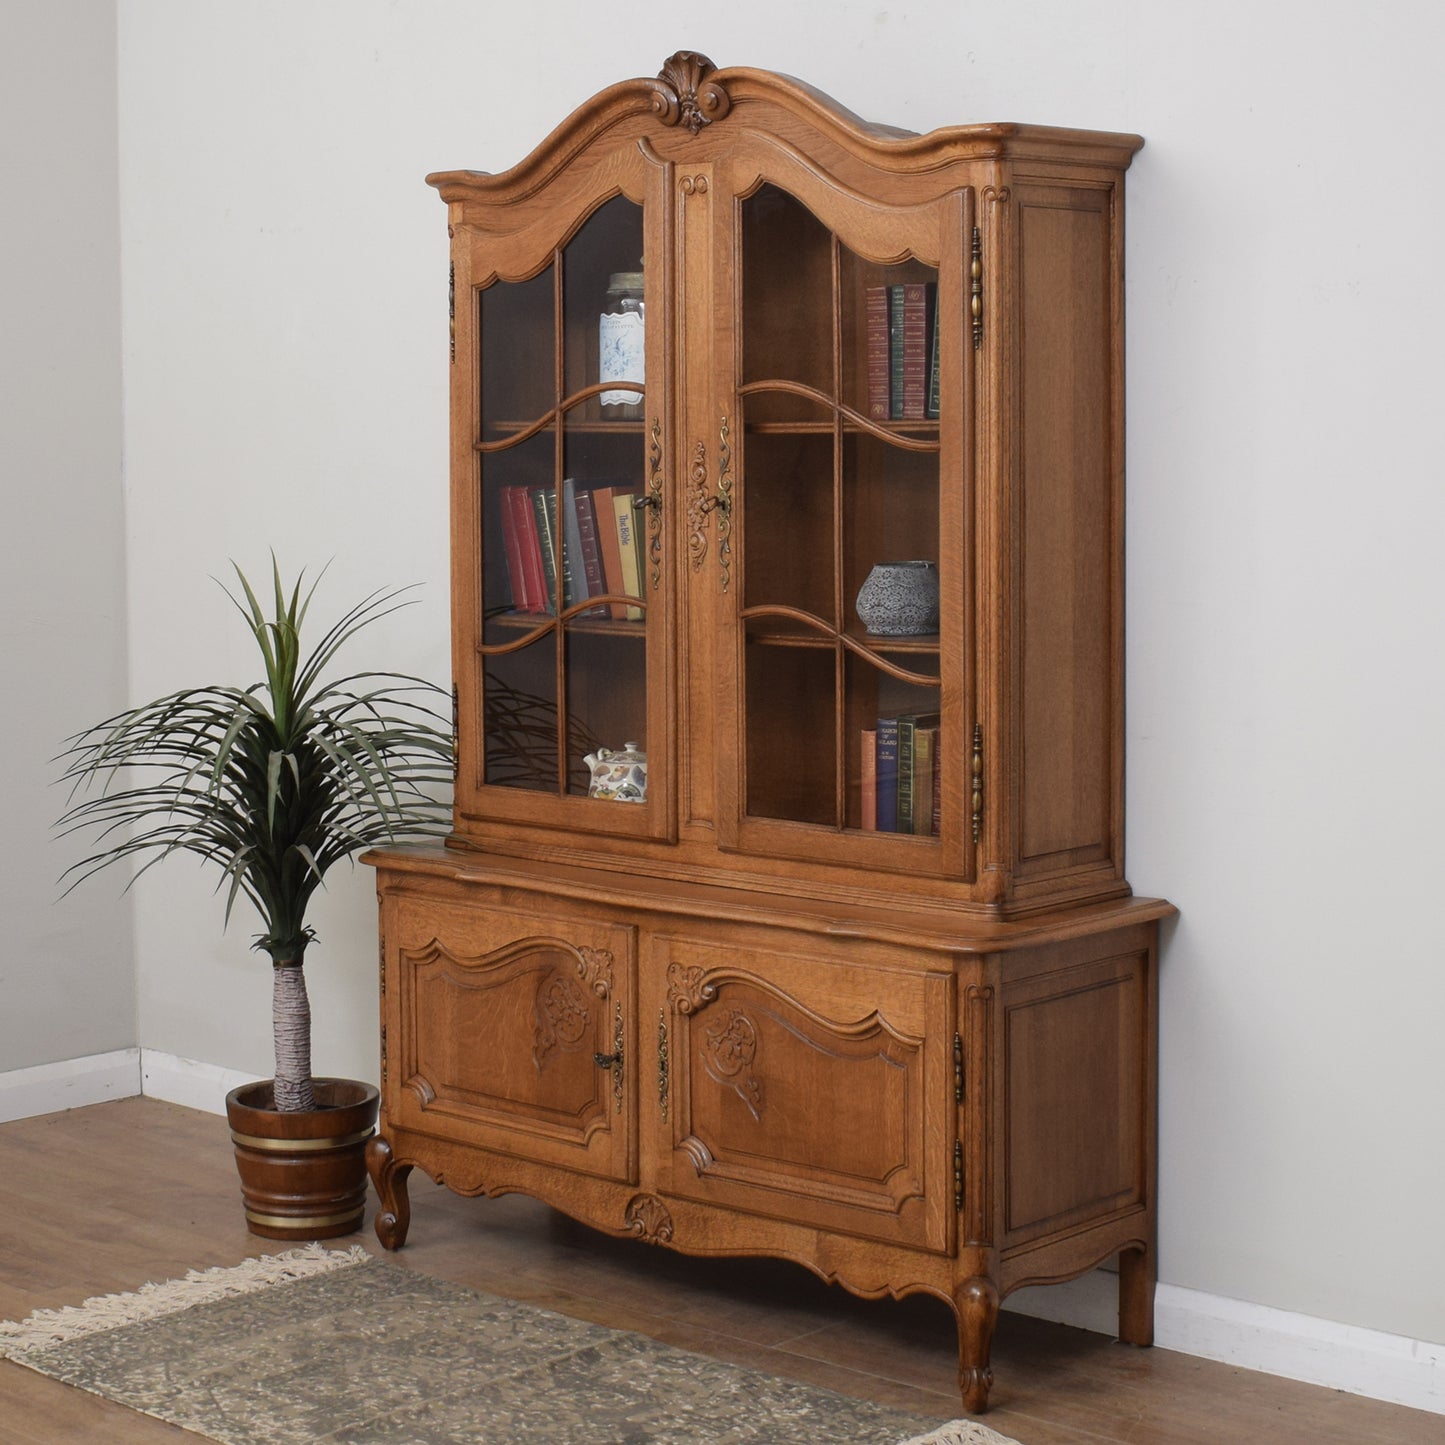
xmin=0 ymin=1098 xmax=1438 ymax=1443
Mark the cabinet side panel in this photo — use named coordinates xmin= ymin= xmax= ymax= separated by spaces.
xmin=1015 ymin=190 xmax=1117 ymax=874
xmin=1002 ymin=955 xmax=1145 ymax=1240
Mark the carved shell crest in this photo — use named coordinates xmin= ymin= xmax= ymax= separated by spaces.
xmin=651 ymin=51 xmax=731 ymax=135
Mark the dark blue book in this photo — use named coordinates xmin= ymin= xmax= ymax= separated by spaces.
xmin=875 ymin=714 xmax=900 ymax=832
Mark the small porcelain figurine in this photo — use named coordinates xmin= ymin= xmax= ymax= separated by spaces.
xmin=584 ymin=742 xmax=648 ymax=802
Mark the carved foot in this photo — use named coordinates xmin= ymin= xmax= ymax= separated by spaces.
xmin=1118 ymin=1241 xmax=1156 ymax=1346
xmin=955 ymin=1274 xmax=1000 ymax=1413
xmin=366 ymin=1134 xmax=414 ymax=1250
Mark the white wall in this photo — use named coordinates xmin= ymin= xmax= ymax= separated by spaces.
xmin=0 ymin=0 xmax=134 ymax=1071
xmin=38 ymin=0 xmax=1433 ymax=1367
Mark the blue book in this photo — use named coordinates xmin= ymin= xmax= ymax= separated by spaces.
xmin=875 ymin=714 xmax=900 ymax=833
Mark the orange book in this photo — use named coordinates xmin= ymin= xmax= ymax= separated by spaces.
xmin=860 ymin=728 xmax=877 ymax=831
xmin=588 ymin=486 xmax=631 ymax=620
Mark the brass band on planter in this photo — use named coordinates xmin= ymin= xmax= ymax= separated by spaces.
xmin=229 ymin=1126 xmax=375 ymax=1154
xmin=243 ymin=1206 xmax=364 ymax=1231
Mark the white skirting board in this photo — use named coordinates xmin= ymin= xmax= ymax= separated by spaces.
xmin=0 ymin=1049 xmax=1439 ymax=1416
xmin=1005 ymin=1270 xmax=1442 ymax=1416
xmin=138 ymin=1049 xmax=263 ymax=1115
xmin=0 ymin=1048 xmax=141 ymax=1123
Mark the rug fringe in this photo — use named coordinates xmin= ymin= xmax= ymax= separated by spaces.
xmin=897 ymin=1421 xmax=1022 ymax=1445
xmin=0 ymin=1242 xmax=371 ymax=1358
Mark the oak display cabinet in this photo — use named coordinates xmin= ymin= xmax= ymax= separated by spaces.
xmin=367 ymin=53 xmax=1173 ymax=1414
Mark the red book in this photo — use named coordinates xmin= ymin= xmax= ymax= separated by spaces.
xmin=499 ymin=487 xmax=531 ymax=612
xmin=571 ymin=487 xmax=610 ymax=619
xmin=517 ymin=485 xmax=552 ymax=613
xmin=503 ymin=486 xmax=544 ymax=612
xmin=865 ymin=286 xmax=890 ymax=420
xmin=901 ymin=283 xmax=931 ymax=420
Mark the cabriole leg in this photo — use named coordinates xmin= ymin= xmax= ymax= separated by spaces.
xmin=366 ymin=1134 xmax=413 ymax=1250
xmin=955 ymin=1274 xmax=1000 ymax=1413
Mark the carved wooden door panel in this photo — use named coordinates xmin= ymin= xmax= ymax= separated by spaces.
xmin=650 ymin=933 xmax=955 ymax=1252
xmin=383 ymin=892 xmax=636 ymax=1184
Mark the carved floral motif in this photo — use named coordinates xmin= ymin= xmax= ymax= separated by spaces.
xmin=577 ymin=946 xmax=614 ymax=999
xmin=532 ymin=970 xmax=590 ymax=1069
xmin=666 ymin=961 xmax=716 ymax=1015
xmin=687 ymin=442 xmax=711 ymax=572
xmin=702 ymin=1007 xmax=763 ymax=1119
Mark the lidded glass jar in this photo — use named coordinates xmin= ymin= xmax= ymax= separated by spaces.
xmin=599 ymin=271 xmax=645 ymax=418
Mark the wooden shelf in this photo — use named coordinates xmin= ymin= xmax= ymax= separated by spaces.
xmin=745 ymin=620 xmax=941 ymax=656
xmin=744 ymin=419 xmax=939 ymax=440
xmin=485 ymin=609 xmax=646 ymax=640
xmin=480 ymin=418 xmax=648 ymax=445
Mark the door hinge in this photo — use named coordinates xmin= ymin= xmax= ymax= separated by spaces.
xmin=954 ymin=1138 xmax=964 ymax=1212
xmin=449 ymin=261 xmax=456 ymax=364
xmin=451 ymin=684 xmax=460 ymax=780
xmin=971 ymin=723 xmax=984 ymax=843
xmin=970 ymin=226 xmax=984 ymax=350
xmin=953 ymin=1031 xmax=964 ymax=1105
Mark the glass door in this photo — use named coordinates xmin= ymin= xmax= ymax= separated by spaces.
xmin=719 ymin=174 xmax=966 ymax=873
xmin=465 ymin=187 xmax=668 ymax=839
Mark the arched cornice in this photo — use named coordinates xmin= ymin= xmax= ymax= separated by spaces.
xmin=427 ymin=52 xmax=1143 ymax=206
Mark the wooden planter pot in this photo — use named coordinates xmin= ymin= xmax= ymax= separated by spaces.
xmin=225 ymin=1078 xmax=379 ymax=1240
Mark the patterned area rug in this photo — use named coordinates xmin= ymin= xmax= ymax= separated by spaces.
xmin=0 ymin=1245 xmax=1020 ymax=1445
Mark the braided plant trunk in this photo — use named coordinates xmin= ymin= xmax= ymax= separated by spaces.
xmin=271 ymin=955 xmax=316 ymax=1113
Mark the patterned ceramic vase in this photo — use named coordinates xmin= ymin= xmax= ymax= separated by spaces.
xmin=854 ymin=560 xmax=940 ymax=636
xmin=584 ymin=742 xmax=648 ymax=802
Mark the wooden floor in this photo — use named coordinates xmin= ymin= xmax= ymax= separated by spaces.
xmin=0 ymin=1098 xmax=1436 ymax=1444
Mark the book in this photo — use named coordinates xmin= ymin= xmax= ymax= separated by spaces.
xmin=931 ymin=729 xmax=942 ymax=837
xmin=563 ymin=479 xmax=609 ymax=618
xmin=865 ymin=286 xmax=890 ymax=420
xmin=860 ymin=727 xmax=877 ymax=831
xmin=900 ymin=282 xmax=933 ymax=421
xmin=880 ymin=710 xmax=940 ymax=835
xmin=875 ymin=714 xmax=900 ymax=832
xmin=508 ymin=486 xmax=548 ymax=613
xmin=611 ymin=492 xmax=644 ymax=621
xmin=897 ymin=714 xmax=917 ymax=834
xmin=913 ymin=725 xmax=938 ymax=836
xmin=587 ymin=485 xmax=631 ymax=620
xmin=530 ymin=486 xmax=560 ymax=614
xmin=498 ymin=486 xmax=532 ymax=612
xmin=926 ymin=285 xmax=940 ymax=421
xmin=887 ymin=284 xmax=906 ymax=421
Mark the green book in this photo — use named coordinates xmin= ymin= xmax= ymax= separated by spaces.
xmin=898 ymin=712 xmax=941 ymax=836
xmin=897 ymin=715 xmax=917 ymax=834
xmin=530 ymin=486 xmax=559 ymax=615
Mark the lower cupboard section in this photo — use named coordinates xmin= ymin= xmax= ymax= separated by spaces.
xmin=367 ymin=856 xmax=1165 ymax=1414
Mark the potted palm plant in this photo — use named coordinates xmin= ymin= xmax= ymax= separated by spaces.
xmin=56 ymin=560 xmax=452 ymax=1238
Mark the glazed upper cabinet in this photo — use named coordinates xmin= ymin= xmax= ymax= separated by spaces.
xmin=434 ymin=51 xmax=1142 ymax=918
